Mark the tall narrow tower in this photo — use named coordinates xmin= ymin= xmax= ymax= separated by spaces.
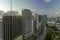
xmin=22 ymin=9 xmax=32 ymax=40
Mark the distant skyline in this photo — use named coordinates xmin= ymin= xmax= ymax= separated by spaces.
xmin=0 ymin=0 xmax=60 ymax=17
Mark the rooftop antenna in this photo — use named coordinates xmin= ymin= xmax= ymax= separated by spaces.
xmin=11 ymin=0 xmax=13 ymax=39
xmin=11 ymin=0 xmax=12 ymax=15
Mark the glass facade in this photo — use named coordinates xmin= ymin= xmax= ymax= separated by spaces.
xmin=3 ymin=15 xmax=22 ymax=40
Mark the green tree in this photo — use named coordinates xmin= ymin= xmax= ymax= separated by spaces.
xmin=44 ymin=28 xmax=53 ymax=40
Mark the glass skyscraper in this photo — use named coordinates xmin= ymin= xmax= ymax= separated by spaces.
xmin=3 ymin=11 xmax=22 ymax=40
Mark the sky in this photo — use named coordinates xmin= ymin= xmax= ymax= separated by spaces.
xmin=0 ymin=0 xmax=60 ymax=17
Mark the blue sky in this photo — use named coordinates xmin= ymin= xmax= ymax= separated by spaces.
xmin=0 ymin=0 xmax=60 ymax=17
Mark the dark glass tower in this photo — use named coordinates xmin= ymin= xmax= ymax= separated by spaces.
xmin=3 ymin=14 xmax=22 ymax=40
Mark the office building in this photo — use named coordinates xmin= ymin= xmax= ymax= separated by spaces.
xmin=22 ymin=9 xmax=32 ymax=33
xmin=47 ymin=17 xmax=56 ymax=27
xmin=3 ymin=11 xmax=22 ymax=40
xmin=56 ymin=17 xmax=60 ymax=30
xmin=22 ymin=9 xmax=32 ymax=40
xmin=34 ymin=14 xmax=47 ymax=40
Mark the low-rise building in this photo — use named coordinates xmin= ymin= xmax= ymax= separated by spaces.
xmin=47 ymin=17 xmax=56 ymax=27
xmin=56 ymin=17 xmax=60 ymax=30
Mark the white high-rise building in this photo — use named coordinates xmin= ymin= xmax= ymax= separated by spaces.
xmin=22 ymin=9 xmax=32 ymax=33
xmin=22 ymin=9 xmax=32 ymax=40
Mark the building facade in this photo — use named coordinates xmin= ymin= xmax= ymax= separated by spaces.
xmin=22 ymin=9 xmax=32 ymax=40
xmin=3 ymin=11 xmax=22 ymax=40
xmin=34 ymin=14 xmax=47 ymax=40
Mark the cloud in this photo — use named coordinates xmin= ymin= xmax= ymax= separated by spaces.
xmin=44 ymin=0 xmax=51 ymax=2
xmin=32 ymin=9 xmax=47 ymax=15
xmin=6 ymin=11 xmax=19 ymax=15
xmin=54 ymin=12 xmax=60 ymax=16
xmin=0 ymin=10 xmax=4 ymax=16
xmin=55 ymin=12 xmax=59 ymax=15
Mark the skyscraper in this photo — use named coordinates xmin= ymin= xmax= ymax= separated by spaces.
xmin=34 ymin=14 xmax=47 ymax=40
xmin=22 ymin=9 xmax=32 ymax=40
xmin=22 ymin=9 xmax=32 ymax=33
xmin=3 ymin=11 xmax=22 ymax=40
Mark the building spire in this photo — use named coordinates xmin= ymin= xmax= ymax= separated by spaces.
xmin=11 ymin=0 xmax=12 ymax=14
